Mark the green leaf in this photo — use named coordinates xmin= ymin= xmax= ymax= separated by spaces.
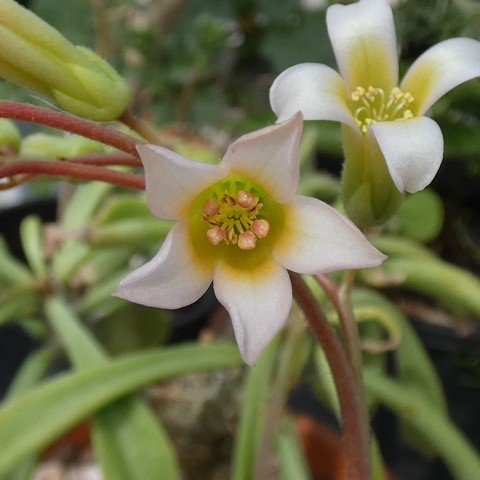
xmin=365 ymin=375 xmax=480 ymax=480
xmin=93 ymin=195 xmax=152 ymax=225
xmin=19 ymin=215 xmax=48 ymax=280
xmin=231 ymin=340 xmax=277 ymax=480
xmin=276 ymin=418 xmax=312 ymax=480
xmin=381 ymin=257 xmax=480 ymax=318
xmin=5 ymin=348 xmax=54 ymax=401
xmin=393 ymin=189 xmax=444 ymax=243
xmin=45 ymin=298 xmax=179 ymax=480
xmin=0 ymin=237 xmax=34 ymax=285
xmin=0 ymin=287 xmax=39 ymax=326
xmin=0 ymin=343 xmax=241 ymax=476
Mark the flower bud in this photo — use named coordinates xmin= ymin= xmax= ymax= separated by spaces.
xmin=0 ymin=0 xmax=130 ymax=121
xmin=20 ymin=133 xmax=105 ymax=159
xmin=340 ymin=125 xmax=403 ymax=228
xmin=0 ymin=119 xmax=21 ymax=153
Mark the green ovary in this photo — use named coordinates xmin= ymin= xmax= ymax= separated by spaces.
xmin=188 ymin=175 xmax=285 ymax=268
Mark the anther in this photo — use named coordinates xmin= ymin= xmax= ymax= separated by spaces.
xmin=251 ymin=219 xmax=270 ymax=238
xmin=203 ymin=198 xmax=220 ymax=217
xmin=238 ymin=232 xmax=256 ymax=250
xmin=236 ymin=190 xmax=255 ymax=209
xmin=206 ymin=226 xmax=226 ymax=246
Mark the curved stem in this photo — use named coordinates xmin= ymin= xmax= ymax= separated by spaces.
xmin=316 ymin=272 xmax=372 ymax=475
xmin=0 ymin=160 xmax=145 ymax=189
xmin=61 ymin=152 xmax=141 ymax=167
xmin=0 ymin=101 xmax=142 ymax=156
xmin=290 ymin=272 xmax=370 ymax=480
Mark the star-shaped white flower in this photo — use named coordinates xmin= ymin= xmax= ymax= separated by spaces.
xmin=115 ymin=114 xmax=385 ymax=364
xmin=270 ymin=0 xmax=480 ymax=193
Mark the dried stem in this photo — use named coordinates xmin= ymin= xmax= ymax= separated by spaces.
xmin=290 ymin=272 xmax=370 ymax=480
xmin=0 ymin=101 xmax=141 ymax=156
xmin=0 ymin=160 xmax=145 ymax=189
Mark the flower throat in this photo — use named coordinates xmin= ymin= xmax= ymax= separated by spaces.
xmin=202 ymin=181 xmax=270 ymax=251
xmin=351 ymin=86 xmax=415 ymax=133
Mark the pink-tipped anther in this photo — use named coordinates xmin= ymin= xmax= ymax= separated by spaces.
xmin=203 ymin=198 xmax=220 ymax=217
xmin=251 ymin=219 xmax=270 ymax=238
xmin=206 ymin=226 xmax=226 ymax=245
xmin=236 ymin=190 xmax=255 ymax=209
xmin=238 ymin=232 xmax=256 ymax=250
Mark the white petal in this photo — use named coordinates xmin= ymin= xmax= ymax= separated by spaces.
xmin=213 ymin=258 xmax=292 ymax=365
xmin=371 ymin=117 xmax=444 ymax=193
xmin=401 ymin=38 xmax=480 ymax=115
xmin=137 ymin=144 xmax=226 ymax=220
xmin=114 ymin=220 xmax=213 ymax=309
xmin=269 ymin=63 xmax=357 ymax=128
xmin=221 ymin=113 xmax=303 ymax=203
xmin=327 ymin=0 xmax=398 ymax=90
xmin=272 ymin=196 xmax=386 ymax=273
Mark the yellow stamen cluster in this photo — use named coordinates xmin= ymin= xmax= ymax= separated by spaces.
xmin=351 ymin=86 xmax=415 ymax=133
xmin=203 ymin=189 xmax=270 ymax=250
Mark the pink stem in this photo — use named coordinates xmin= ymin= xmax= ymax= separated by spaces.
xmin=0 ymin=101 xmax=142 ymax=156
xmin=0 ymin=160 xmax=145 ymax=189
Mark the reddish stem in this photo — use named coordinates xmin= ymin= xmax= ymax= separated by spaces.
xmin=0 ymin=160 xmax=145 ymax=189
xmin=61 ymin=152 xmax=141 ymax=167
xmin=0 ymin=101 xmax=142 ymax=156
xmin=290 ymin=272 xmax=370 ymax=480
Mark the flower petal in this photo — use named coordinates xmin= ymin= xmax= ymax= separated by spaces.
xmin=400 ymin=38 xmax=480 ymax=115
xmin=269 ymin=63 xmax=357 ymax=128
xmin=137 ymin=144 xmax=226 ymax=220
xmin=221 ymin=113 xmax=303 ymax=203
xmin=272 ymin=195 xmax=386 ymax=273
xmin=114 ymin=220 xmax=214 ymax=309
xmin=213 ymin=258 xmax=292 ymax=365
xmin=371 ymin=116 xmax=444 ymax=193
xmin=326 ymin=0 xmax=398 ymax=90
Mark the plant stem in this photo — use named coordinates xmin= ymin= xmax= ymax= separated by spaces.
xmin=0 ymin=101 xmax=141 ymax=156
xmin=316 ymin=272 xmax=372 ymax=475
xmin=120 ymin=110 xmax=164 ymax=145
xmin=61 ymin=152 xmax=141 ymax=167
xmin=290 ymin=272 xmax=370 ymax=480
xmin=0 ymin=161 xmax=145 ymax=189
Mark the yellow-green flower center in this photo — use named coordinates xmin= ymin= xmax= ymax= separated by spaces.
xmin=188 ymin=175 xmax=285 ymax=265
xmin=351 ymin=86 xmax=415 ymax=133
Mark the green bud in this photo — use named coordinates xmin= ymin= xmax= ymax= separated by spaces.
xmin=0 ymin=119 xmax=21 ymax=153
xmin=20 ymin=133 xmax=106 ymax=159
xmin=341 ymin=125 xmax=403 ymax=229
xmin=0 ymin=0 xmax=130 ymax=121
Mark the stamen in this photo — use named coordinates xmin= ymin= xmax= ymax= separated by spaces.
xmin=238 ymin=232 xmax=256 ymax=250
xmin=251 ymin=219 xmax=270 ymax=238
xmin=236 ymin=189 xmax=256 ymax=209
xmin=202 ymin=185 xmax=270 ymax=249
xmin=350 ymin=85 xmax=415 ymax=133
xmin=203 ymin=198 xmax=220 ymax=217
xmin=206 ymin=226 xmax=226 ymax=246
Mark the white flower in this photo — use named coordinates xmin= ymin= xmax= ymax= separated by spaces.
xmin=270 ymin=0 xmax=480 ymax=194
xmin=115 ymin=114 xmax=385 ymax=364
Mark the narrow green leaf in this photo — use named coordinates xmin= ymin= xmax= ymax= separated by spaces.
xmin=232 ymin=340 xmax=277 ymax=480
xmin=0 ymin=237 xmax=33 ymax=285
xmin=19 ymin=215 xmax=47 ymax=280
xmin=5 ymin=348 xmax=54 ymax=401
xmin=365 ymin=375 xmax=480 ymax=480
xmin=0 ymin=343 xmax=241 ymax=475
xmin=0 ymin=287 xmax=39 ymax=326
xmin=276 ymin=418 xmax=311 ymax=480
xmin=45 ymin=298 xmax=179 ymax=480
xmin=61 ymin=182 xmax=113 ymax=229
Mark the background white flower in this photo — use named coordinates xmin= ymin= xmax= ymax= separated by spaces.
xmin=270 ymin=0 xmax=480 ymax=194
